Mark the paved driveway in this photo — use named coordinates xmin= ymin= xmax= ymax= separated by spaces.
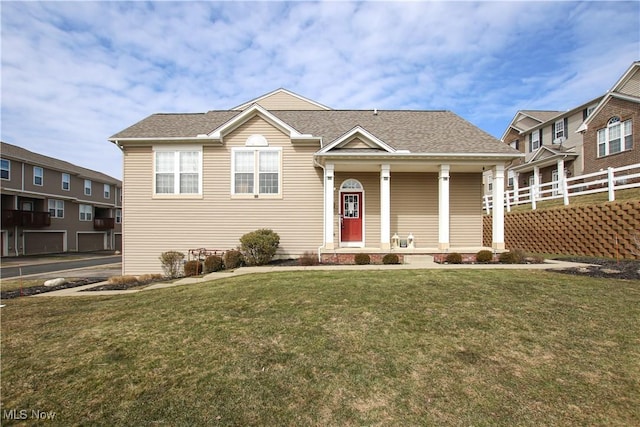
xmin=0 ymin=254 xmax=122 ymax=279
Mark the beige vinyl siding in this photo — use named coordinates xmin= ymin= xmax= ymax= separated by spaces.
xmin=566 ymin=112 xmax=586 ymax=174
xmin=343 ymin=138 xmax=372 ymax=149
xmin=620 ymin=69 xmax=640 ymax=96
xmin=254 ymin=91 xmax=326 ymax=110
xmin=390 ymin=173 xmax=438 ymax=248
xmin=449 ymin=173 xmax=482 ymax=246
xmin=122 ymin=116 xmax=324 ymax=275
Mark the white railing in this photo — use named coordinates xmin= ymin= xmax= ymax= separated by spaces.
xmin=484 ymin=163 xmax=640 ymax=213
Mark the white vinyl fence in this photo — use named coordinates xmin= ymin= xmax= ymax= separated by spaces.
xmin=484 ymin=163 xmax=640 ymax=214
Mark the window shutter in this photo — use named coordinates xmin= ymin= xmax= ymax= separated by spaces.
xmin=583 ymin=109 xmax=588 ymax=120
xmin=539 ymin=129 xmax=542 ymax=145
xmin=551 ymin=123 xmax=555 ymax=140
xmin=563 ymin=118 xmax=568 ymax=138
xmin=529 ymin=133 xmax=532 ymax=152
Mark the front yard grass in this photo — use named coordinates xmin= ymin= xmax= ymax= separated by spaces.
xmin=1 ymin=269 xmax=639 ymax=426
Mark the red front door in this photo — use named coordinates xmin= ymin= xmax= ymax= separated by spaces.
xmin=341 ymin=192 xmax=362 ymax=243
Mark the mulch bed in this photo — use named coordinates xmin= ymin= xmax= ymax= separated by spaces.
xmin=552 ymin=257 xmax=640 ymax=280
xmin=1 ymin=278 xmax=108 ymax=299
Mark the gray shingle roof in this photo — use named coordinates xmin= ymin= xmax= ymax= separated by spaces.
xmin=110 ymin=109 xmax=519 ymax=155
xmin=1 ymin=141 xmax=121 ymax=185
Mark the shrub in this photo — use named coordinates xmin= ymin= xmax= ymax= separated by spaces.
xmin=475 ymin=250 xmax=494 ymax=263
xmin=526 ymin=254 xmax=546 ymax=264
xmin=159 ymin=251 xmax=185 ymax=278
xmin=240 ymin=229 xmax=280 ymax=266
xmin=445 ymin=252 xmax=463 ymax=264
xmin=382 ymin=253 xmax=400 ymax=264
xmin=498 ymin=251 xmax=518 ymax=264
xmin=510 ymin=248 xmax=527 ymax=264
xmin=108 ymin=275 xmax=138 ymax=285
xmin=223 ymin=249 xmax=244 ymax=270
xmin=184 ymin=260 xmax=203 ymax=277
xmin=138 ymin=273 xmax=163 ymax=283
xmin=299 ymin=251 xmax=319 ymax=266
xmin=354 ymin=253 xmax=371 ymax=265
xmin=204 ymin=255 xmax=224 ymax=273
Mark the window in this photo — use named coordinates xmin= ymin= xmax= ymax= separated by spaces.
xmin=510 ymin=139 xmax=519 ymax=150
xmin=79 ymin=204 xmax=93 ymax=221
xmin=1 ymin=159 xmax=9 ymax=180
xmin=34 ymin=166 xmax=43 ymax=186
xmin=232 ymin=148 xmax=281 ymax=195
xmin=84 ymin=179 xmax=92 ymax=196
xmin=104 ymin=184 xmax=110 ymax=199
xmin=154 ymin=147 xmax=202 ymax=195
xmin=529 ymin=130 xmax=541 ymax=152
xmin=62 ymin=173 xmax=70 ymax=191
xmin=508 ymin=170 xmax=515 ymax=187
xmin=48 ymin=199 xmax=64 ymax=218
xmin=116 ymin=209 xmax=122 ymax=224
xmin=598 ymin=117 xmax=632 ymax=157
xmin=553 ymin=118 xmax=567 ymax=141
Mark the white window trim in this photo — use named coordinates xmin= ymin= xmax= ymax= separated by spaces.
xmin=62 ymin=173 xmax=70 ymax=191
xmin=1 ymin=159 xmax=10 ymax=180
xmin=79 ymin=204 xmax=93 ymax=221
xmin=152 ymin=145 xmax=203 ymax=198
xmin=231 ymin=146 xmax=282 ymax=198
xmin=84 ymin=179 xmax=92 ymax=196
xmin=115 ymin=209 xmax=122 ymax=224
xmin=104 ymin=184 xmax=110 ymax=199
xmin=530 ymin=130 xmax=540 ymax=152
xmin=554 ymin=119 xmax=565 ymax=140
xmin=48 ymin=199 xmax=64 ymax=218
xmin=598 ymin=118 xmax=632 ymax=158
xmin=34 ymin=166 xmax=43 ymax=186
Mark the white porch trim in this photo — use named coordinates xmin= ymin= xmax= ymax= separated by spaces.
xmin=380 ymin=164 xmax=391 ymax=250
xmin=324 ymin=163 xmax=335 ymax=249
xmin=438 ymin=164 xmax=450 ymax=250
xmin=492 ymin=164 xmax=505 ymax=250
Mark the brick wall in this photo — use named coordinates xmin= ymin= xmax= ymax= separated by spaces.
xmin=483 ymin=199 xmax=640 ymax=259
xmin=321 ymin=253 xmax=405 ymax=265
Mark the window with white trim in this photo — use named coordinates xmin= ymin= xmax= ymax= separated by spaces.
xmin=508 ymin=170 xmax=515 ymax=187
xmin=34 ymin=166 xmax=43 ymax=186
xmin=104 ymin=184 xmax=110 ymax=199
xmin=554 ymin=119 xmax=565 ymax=140
xmin=62 ymin=173 xmax=70 ymax=191
xmin=529 ymin=130 xmax=541 ymax=152
xmin=232 ymin=147 xmax=281 ymax=196
xmin=48 ymin=199 xmax=64 ymax=218
xmin=597 ymin=117 xmax=632 ymax=157
xmin=84 ymin=179 xmax=92 ymax=196
xmin=116 ymin=209 xmax=122 ymax=224
xmin=154 ymin=147 xmax=202 ymax=195
xmin=1 ymin=159 xmax=9 ymax=180
xmin=79 ymin=204 xmax=93 ymax=221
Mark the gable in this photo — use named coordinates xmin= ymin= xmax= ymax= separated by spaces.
xmin=619 ymin=67 xmax=640 ymax=97
xmin=233 ymin=89 xmax=331 ymax=111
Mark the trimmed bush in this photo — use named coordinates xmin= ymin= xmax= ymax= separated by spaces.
xmin=138 ymin=273 xmax=164 ymax=283
xmin=445 ymin=252 xmax=463 ymax=264
xmin=498 ymin=251 xmax=518 ymax=264
xmin=382 ymin=253 xmax=400 ymax=265
xmin=204 ymin=255 xmax=224 ymax=273
xmin=159 ymin=251 xmax=185 ymax=278
xmin=354 ymin=253 xmax=371 ymax=265
xmin=476 ymin=250 xmax=494 ymax=263
xmin=184 ymin=260 xmax=203 ymax=277
xmin=107 ymin=275 xmax=138 ymax=286
xmin=299 ymin=251 xmax=319 ymax=266
xmin=223 ymin=249 xmax=244 ymax=270
xmin=240 ymin=229 xmax=280 ymax=266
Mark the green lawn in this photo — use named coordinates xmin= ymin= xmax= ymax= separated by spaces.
xmin=2 ymin=270 xmax=639 ymax=426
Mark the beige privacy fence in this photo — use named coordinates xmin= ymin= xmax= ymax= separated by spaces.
xmin=483 ymin=199 xmax=640 ymax=260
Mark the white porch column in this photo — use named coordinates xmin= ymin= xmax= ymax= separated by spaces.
xmin=324 ymin=163 xmax=335 ymax=250
xmin=438 ymin=164 xmax=450 ymax=250
xmin=380 ymin=164 xmax=391 ymax=250
xmin=492 ymin=165 xmax=506 ymax=250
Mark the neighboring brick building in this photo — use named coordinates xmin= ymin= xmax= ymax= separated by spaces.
xmin=1 ymin=141 xmax=122 ymax=256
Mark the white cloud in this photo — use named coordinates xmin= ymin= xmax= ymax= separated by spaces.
xmin=1 ymin=1 xmax=638 ymax=179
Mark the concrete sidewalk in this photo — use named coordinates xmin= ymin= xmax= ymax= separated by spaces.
xmin=32 ymin=258 xmax=593 ymax=297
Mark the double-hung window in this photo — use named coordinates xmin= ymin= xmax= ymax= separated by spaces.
xmin=1 ymin=159 xmax=9 ymax=180
xmin=598 ymin=117 xmax=632 ymax=157
xmin=529 ymin=130 xmax=541 ymax=152
xmin=48 ymin=199 xmax=64 ymax=218
xmin=553 ymin=118 xmax=566 ymax=141
xmin=104 ymin=184 xmax=110 ymax=199
xmin=116 ymin=209 xmax=122 ymax=224
xmin=79 ymin=204 xmax=93 ymax=221
xmin=34 ymin=166 xmax=43 ymax=186
xmin=84 ymin=179 xmax=92 ymax=196
xmin=154 ymin=146 xmax=202 ymax=195
xmin=232 ymin=147 xmax=281 ymax=196
xmin=62 ymin=173 xmax=70 ymax=190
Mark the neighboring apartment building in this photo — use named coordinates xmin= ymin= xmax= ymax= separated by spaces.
xmin=1 ymin=141 xmax=122 ymax=256
xmin=110 ymin=89 xmax=521 ymax=275
xmin=488 ymin=61 xmax=639 ymax=195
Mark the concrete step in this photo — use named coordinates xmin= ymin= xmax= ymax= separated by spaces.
xmin=403 ymin=255 xmax=435 ymax=265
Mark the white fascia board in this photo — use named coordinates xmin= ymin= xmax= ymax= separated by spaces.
xmin=580 ymin=92 xmax=640 ymax=130
xmin=109 ymin=136 xmax=222 ymax=144
xmin=208 ymin=104 xmax=304 ymax=140
xmin=318 ymin=126 xmax=396 ymax=154
xmin=610 ymin=61 xmax=640 ymax=93
xmin=316 ymin=151 xmax=524 ymax=160
xmin=512 ymin=152 xmax=578 ymax=173
xmin=232 ymin=88 xmax=331 ymax=111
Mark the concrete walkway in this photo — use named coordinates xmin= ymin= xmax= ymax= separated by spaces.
xmin=31 ymin=258 xmax=593 ymax=297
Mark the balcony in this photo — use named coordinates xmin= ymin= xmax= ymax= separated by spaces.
xmin=2 ymin=209 xmax=51 ymax=228
xmin=94 ymin=217 xmax=115 ymax=230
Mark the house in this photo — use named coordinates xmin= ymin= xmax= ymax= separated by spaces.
xmin=0 ymin=141 xmax=122 ymax=256
xmin=109 ymin=89 xmax=521 ymax=275
xmin=492 ymin=61 xmax=639 ymax=196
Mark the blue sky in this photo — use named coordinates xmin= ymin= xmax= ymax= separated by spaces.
xmin=1 ymin=1 xmax=638 ymax=180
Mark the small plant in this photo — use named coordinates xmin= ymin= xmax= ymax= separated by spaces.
xmin=223 ymin=249 xmax=244 ymax=270
xmin=240 ymin=229 xmax=280 ymax=266
xmin=204 ymin=255 xmax=224 ymax=273
xmin=107 ymin=275 xmax=138 ymax=286
xmin=510 ymin=248 xmax=527 ymax=263
xmin=184 ymin=260 xmax=203 ymax=277
xmin=299 ymin=251 xmax=319 ymax=266
xmin=445 ymin=252 xmax=463 ymax=264
xmin=138 ymin=273 xmax=164 ymax=283
xmin=475 ymin=250 xmax=494 ymax=263
xmin=382 ymin=253 xmax=400 ymax=264
xmin=525 ymin=254 xmax=546 ymax=264
xmin=354 ymin=253 xmax=371 ymax=265
xmin=498 ymin=251 xmax=518 ymax=264
xmin=159 ymin=250 xmax=185 ymax=278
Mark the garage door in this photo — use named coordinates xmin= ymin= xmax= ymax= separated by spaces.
xmin=24 ymin=232 xmax=65 ymax=255
xmin=78 ymin=233 xmax=105 ymax=252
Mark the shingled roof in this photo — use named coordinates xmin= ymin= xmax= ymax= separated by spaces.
xmin=110 ymin=109 xmax=518 ymax=155
xmin=1 ymin=141 xmax=121 ymax=185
